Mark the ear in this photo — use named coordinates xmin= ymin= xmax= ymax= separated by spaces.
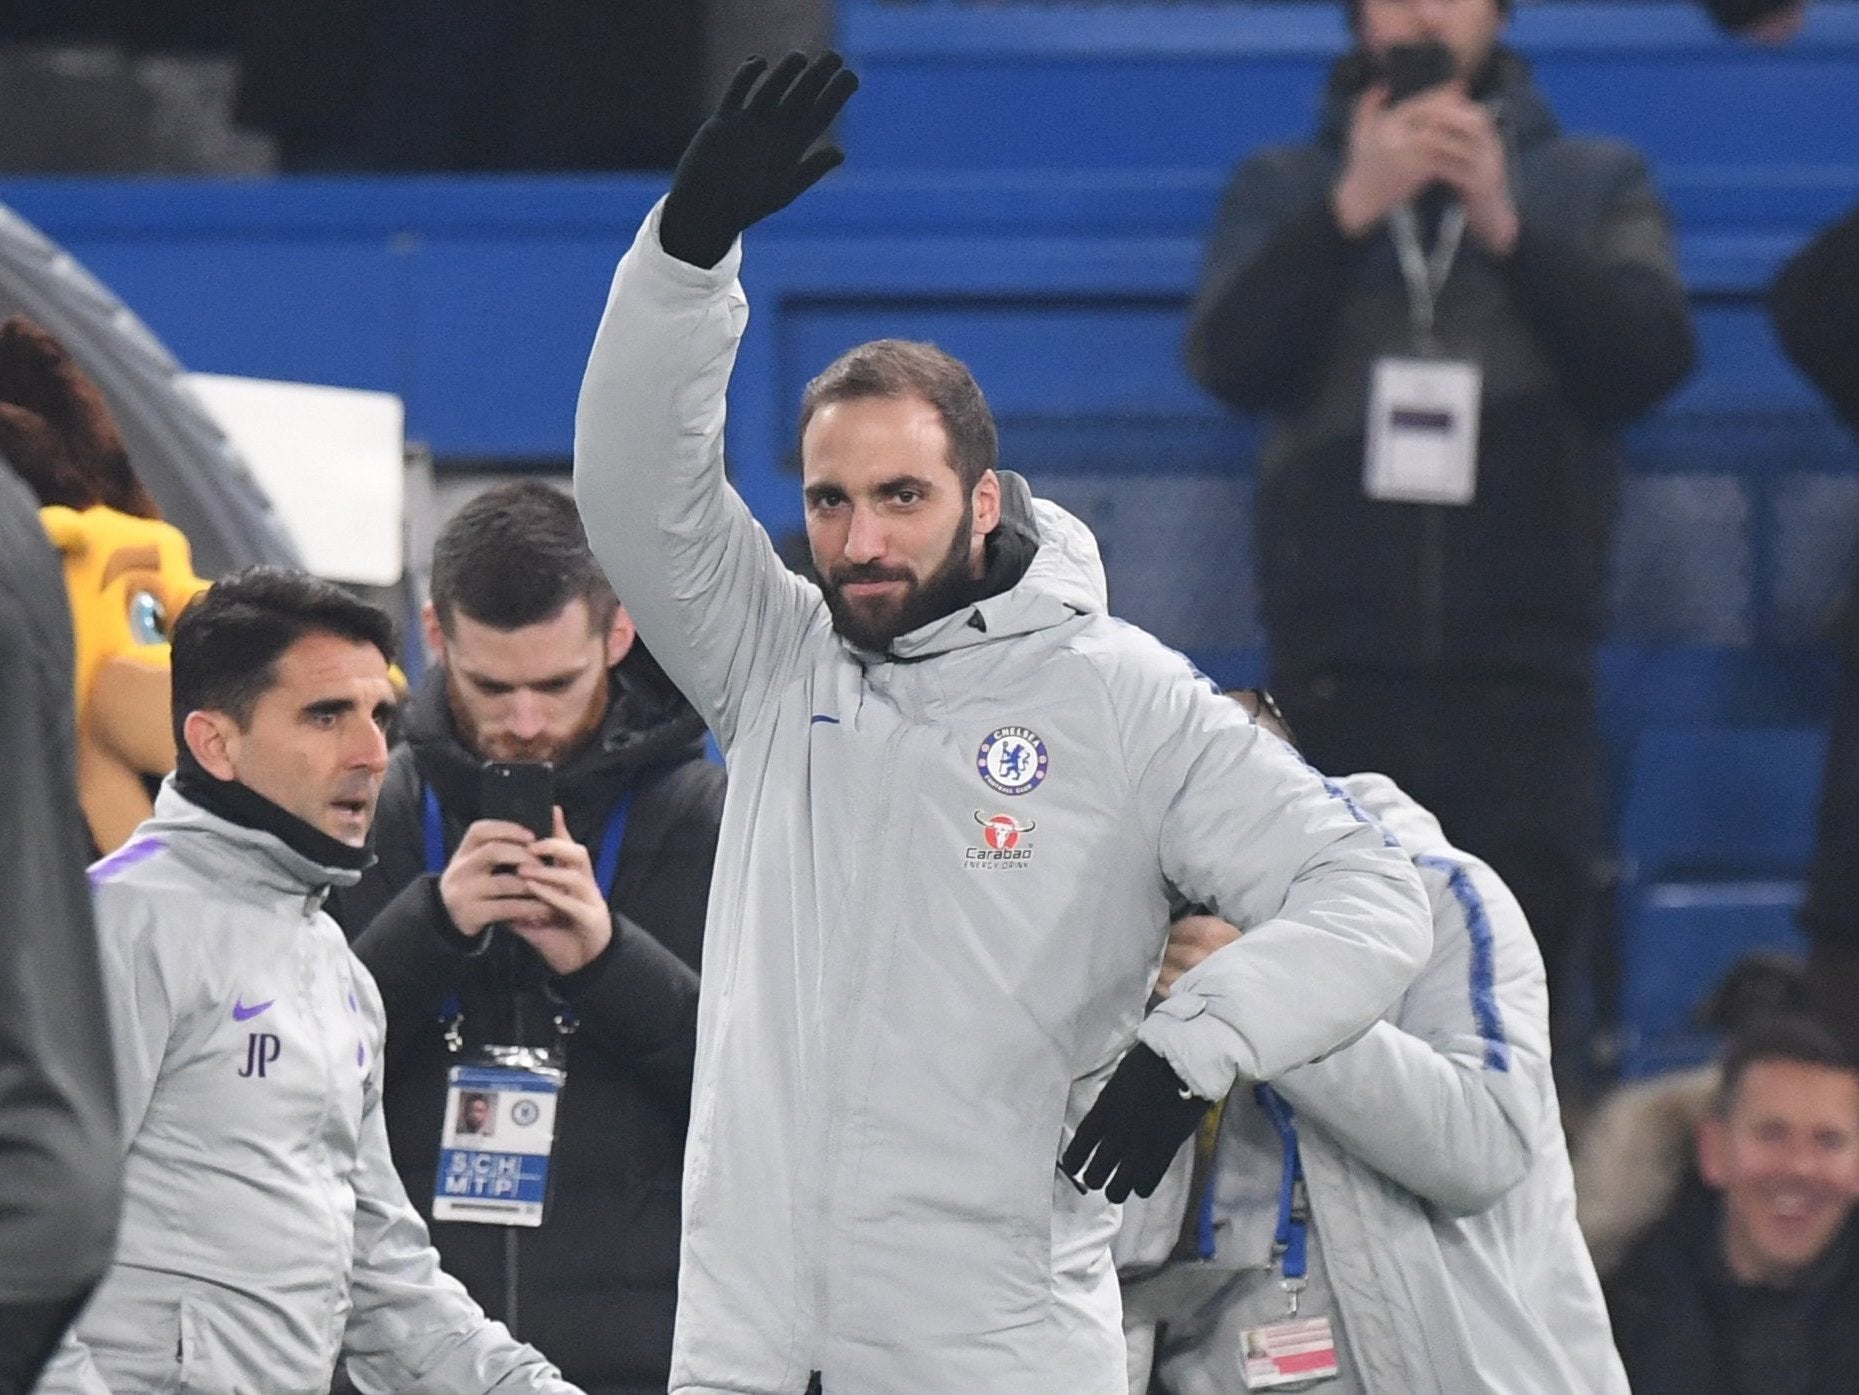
xmin=39 ymin=504 xmax=89 ymax=557
xmin=606 ymin=604 xmax=638 ymax=667
xmin=182 ymin=709 xmax=240 ymax=781
xmin=1696 ymin=1112 xmax=1730 ymax=1190
xmin=421 ymin=601 xmax=446 ymax=665
xmin=971 ymin=469 xmax=1002 ymax=538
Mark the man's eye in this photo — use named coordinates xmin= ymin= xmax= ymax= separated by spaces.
xmin=894 ymin=491 xmax=921 ymax=506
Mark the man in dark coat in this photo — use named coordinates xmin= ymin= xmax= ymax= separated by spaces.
xmin=1183 ymin=0 xmax=1696 ymax=1053
xmin=1770 ymin=208 xmax=1859 ymax=1053
xmin=335 ymin=480 xmax=722 ymax=1395
xmin=1607 ymin=1015 xmax=1859 ymax=1395
xmin=0 ymin=457 xmax=121 ymax=1393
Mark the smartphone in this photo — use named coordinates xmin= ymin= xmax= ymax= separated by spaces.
xmin=1380 ymin=40 xmax=1457 ymax=104
xmin=478 ymin=760 xmax=555 ymax=841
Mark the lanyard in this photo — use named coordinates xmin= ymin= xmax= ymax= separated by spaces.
xmin=1255 ymin=1083 xmax=1310 ymax=1316
xmin=1388 ymin=199 xmax=1466 ymax=350
xmin=424 ymin=784 xmax=633 ymax=1045
xmin=1189 ymin=1099 xmax=1227 ymax=1262
xmin=422 ymin=784 xmax=632 ymax=895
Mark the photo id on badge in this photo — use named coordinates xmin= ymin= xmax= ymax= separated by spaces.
xmin=1239 ymin=1316 xmax=1341 ymax=1389
xmin=433 ymin=1056 xmax=564 ymax=1227
xmin=1364 ymin=356 xmax=1481 ymax=506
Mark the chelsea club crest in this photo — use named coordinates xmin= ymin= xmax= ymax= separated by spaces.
xmin=976 ymin=725 xmax=1048 ymax=796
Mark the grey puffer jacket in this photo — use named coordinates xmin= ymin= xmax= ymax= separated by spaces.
xmin=573 ymin=201 xmax=1433 ymax=1395
xmin=36 ymin=783 xmax=580 ymax=1395
xmin=1120 ymin=775 xmax=1627 ymax=1395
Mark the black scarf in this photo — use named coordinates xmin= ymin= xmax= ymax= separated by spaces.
xmin=174 ymin=748 xmax=375 ymax=874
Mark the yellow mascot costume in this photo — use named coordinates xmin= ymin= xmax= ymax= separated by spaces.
xmin=0 ymin=316 xmax=210 ymax=854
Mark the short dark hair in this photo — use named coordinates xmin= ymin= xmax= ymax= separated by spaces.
xmin=1714 ymin=1014 xmax=1858 ymax=1118
xmin=429 ymin=480 xmax=617 ymax=635
xmin=170 ymin=566 xmax=397 ymax=747
xmin=797 ymin=339 xmax=999 ymax=491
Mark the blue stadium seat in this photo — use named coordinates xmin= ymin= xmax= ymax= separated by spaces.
xmin=1618 ymin=880 xmax=1807 ymax=1077
xmin=1618 ymin=726 xmax=1826 ymax=883
xmin=1614 ymin=725 xmax=1824 ymax=1076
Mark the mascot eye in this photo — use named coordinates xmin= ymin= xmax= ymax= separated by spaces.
xmin=127 ymin=590 xmax=169 ymax=646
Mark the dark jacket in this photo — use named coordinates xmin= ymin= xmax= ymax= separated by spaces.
xmin=1606 ymin=1182 xmax=1859 ymax=1395
xmin=1770 ymin=204 xmax=1859 ymax=951
xmin=1771 ymin=202 xmax=1859 ymax=438
xmin=0 ymin=460 xmax=120 ymax=1392
xmin=334 ymin=658 xmax=722 ymax=1395
xmin=1185 ymin=48 xmax=1695 ymax=681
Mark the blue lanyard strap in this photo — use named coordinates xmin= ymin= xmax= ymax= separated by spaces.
xmin=1254 ymin=1084 xmax=1309 ymax=1286
xmin=425 ymin=784 xmax=634 ymax=1036
xmin=423 ymin=784 xmax=633 ymax=900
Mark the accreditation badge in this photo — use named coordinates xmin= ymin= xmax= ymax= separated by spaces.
xmin=1238 ymin=1315 xmax=1340 ymax=1389
xmin=432 ymin=1046 xmax=564 ymax=1227
xmin=1363 ymin=356 xmax=1482 ymax=506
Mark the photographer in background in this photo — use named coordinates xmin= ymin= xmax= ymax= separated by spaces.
xmin=335 ymin=481 xmax=722 ymax=1395
xmin=1183 ymin=0 xmax=1695 ymax=1075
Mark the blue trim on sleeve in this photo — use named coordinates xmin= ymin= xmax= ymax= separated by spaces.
xmin=1416 ymin=854 xmax=1511 ymax=1072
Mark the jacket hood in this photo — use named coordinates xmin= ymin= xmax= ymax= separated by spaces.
xmin=1337 ymin=771 xmax=1451 ymax=857
xmin=141 ymin=776 xmax=366 ymax=892
xmin=886 ymin=470 xmax=1108 ymax=662
xmin=1318 ymin=45 xmax=1559 ymax=152
xmin=404 ymin=652 xmax=710 ymax=819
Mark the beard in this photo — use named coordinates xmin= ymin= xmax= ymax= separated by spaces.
xmin=821 ymin=501 xmax=980 ymax=653
xmin=443 ymin=666 xmax=609 ymax=766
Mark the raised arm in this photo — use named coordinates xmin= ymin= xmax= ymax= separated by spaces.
xmin=572 ymin=55 xmax=857 ymax=748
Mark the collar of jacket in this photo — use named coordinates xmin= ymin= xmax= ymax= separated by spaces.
xmin=1318 ymin=45 xmax=1559 ymax=152
xmin=1698 ymin=1189 xmax=1859 ymax=1299
xmin=156 ymin=760 xmax=372 ymax=892
xmin=872 ymin=470 xmax=1107 ymax=664
xmin=403 ymin=652 xmax=709 ymax=821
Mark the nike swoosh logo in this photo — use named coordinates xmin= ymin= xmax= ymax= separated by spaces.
xmin=232 ymin=997 xmax=275 ymax=1022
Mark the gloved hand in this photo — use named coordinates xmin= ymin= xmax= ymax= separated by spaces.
xmin=658 ymin=51 xmax=860 ymax=270
xmin=1060 ymin=1042 xmax=1215 ymax=1203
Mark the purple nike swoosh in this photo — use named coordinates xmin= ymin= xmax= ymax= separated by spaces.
xmin=232 ymin=997 xmax=275 ymax=1022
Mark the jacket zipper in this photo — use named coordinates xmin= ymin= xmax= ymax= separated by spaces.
xmin=506 ymin=989 xmax=527 ymax=1336
xmin=809 ymin=716 xmax=907 ymax=1374
xmin=1421 ymin=507 xmax=1445 ymax=663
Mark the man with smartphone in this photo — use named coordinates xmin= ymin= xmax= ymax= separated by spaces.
xmin=335 ymin=480 xmax=722 ymax=1395
xmin=1184 ymin=0 xmax=1697 ymax=1075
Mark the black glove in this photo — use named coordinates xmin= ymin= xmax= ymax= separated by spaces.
xmin=1060 ymin=1042 xmax=1214 ymax=1203
xmin=658 ymin=51 xmax=860 ymax=270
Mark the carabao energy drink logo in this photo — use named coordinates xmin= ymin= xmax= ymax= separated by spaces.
xmin=966 ymin=811 xmax=1036 ymax=869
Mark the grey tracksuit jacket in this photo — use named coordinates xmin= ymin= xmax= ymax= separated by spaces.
xmin=1119 ymin=775 xmax=1628 ymax=1395
xmin=572 ymin=201 xmax=1433 ymax=1395
xmin=35 ymin=784 xmax=580 ymax=1395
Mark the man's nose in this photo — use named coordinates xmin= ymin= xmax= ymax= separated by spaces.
xmin=355 ymin=719 xmax=390 ymax=773
xmin=844 ymin=506 xmax=886 ymax=564
xmin=506 ymin=691 xmax=548 ymax=739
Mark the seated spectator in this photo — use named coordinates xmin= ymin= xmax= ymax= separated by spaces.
xmin=1606 ymin=1015 xmax=1859 ymax=1395
xmin=1574 ymin=951 xmax=1808 ymax=1276
xmin=1117 ymin=691 xmax=1626 ymax=1395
